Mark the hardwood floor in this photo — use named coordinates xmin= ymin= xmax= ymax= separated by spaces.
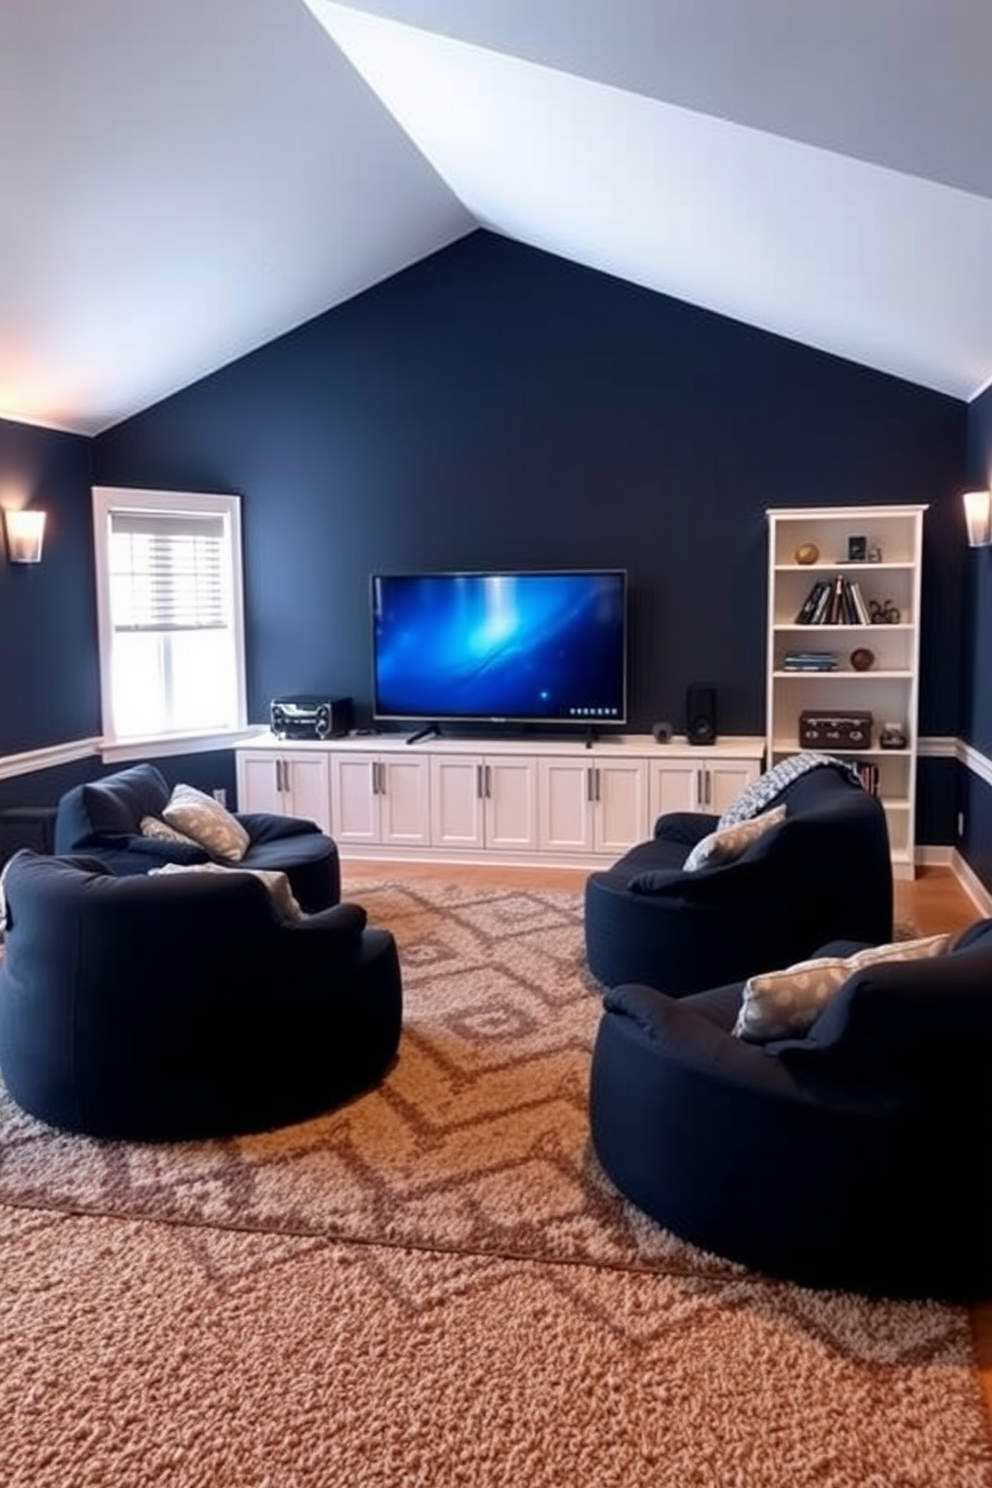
xmin=341 ymin=856 xmax=992 ymax=1417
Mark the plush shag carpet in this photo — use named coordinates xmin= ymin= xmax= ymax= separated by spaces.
xmin=0 ymin=880 xmax=988 ymax=1488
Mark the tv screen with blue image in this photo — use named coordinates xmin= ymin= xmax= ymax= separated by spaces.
xmin=371 ymin=570 xmax=627 ymax=726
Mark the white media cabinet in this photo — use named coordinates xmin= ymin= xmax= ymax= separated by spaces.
xmin=235 ymin=731 xmax=767 ymax=869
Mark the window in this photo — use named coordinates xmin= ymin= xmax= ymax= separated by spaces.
xmin=92 ymin=487 xmax=247 ymax=749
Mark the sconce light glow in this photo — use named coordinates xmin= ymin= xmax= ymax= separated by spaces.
xmin=963 ymin=490 xmax=992 ymax=549
xmin=3 ymin=508 xmax=46 ymax=564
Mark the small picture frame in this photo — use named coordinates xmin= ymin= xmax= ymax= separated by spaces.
xmin=847 ymin=535 xmax=867 ymax=562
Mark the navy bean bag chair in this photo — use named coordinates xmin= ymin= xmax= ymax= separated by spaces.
xmin=589 ymin=918 xmax=992 ymax=1299
xmin=0 ymin=849 xmax=401 ymax=1140
xmin=585 ymin=758 xmax=893 ymax=997
xmin=54 ymin=761 xmax=340 ymax=914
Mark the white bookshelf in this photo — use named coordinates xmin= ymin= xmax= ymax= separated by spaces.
xmin=766 ymin=505 xmax=927 ymax=880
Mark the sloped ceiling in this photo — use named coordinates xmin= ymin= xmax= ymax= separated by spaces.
xmin=1 ymin=0 xmax=990 ymax=436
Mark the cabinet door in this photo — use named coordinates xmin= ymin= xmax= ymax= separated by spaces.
xmin=537 ymin=758 xmax=594 ymax=853
xmin=378 ymin=756 xmax=430 ymax=847
xmin=238 ymin=752 xmax=285 ymax=815
xmin=594 ymin=758 xmax=648 ymax=854
xmin=706 ymin=761 xmax=759 ymax=818
xmin=648 ymin=759 xmax=701 ymax=820
xmin=330 ymin=754 xmax=379 ymax=844
xmin=485 ymin=758 xmax=538 ymax=851
xmin=283 ymin=752 xmax=331 ymax=833
xmin=430 ymin=756 xmax=485 ymax=849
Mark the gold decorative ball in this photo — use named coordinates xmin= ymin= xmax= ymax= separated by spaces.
xmin=795 ymin=542 xmax=819 ymax=565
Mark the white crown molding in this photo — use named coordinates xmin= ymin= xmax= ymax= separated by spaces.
xmin=968 ymin=365 xmax=992 ymax=403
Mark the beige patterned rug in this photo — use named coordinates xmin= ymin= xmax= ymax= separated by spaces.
xmin=0 ymin=880 xmax=988 ymax=1487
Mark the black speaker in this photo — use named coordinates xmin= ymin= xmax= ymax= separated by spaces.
xmin=686 ymin=686 xmax=717 ymax=746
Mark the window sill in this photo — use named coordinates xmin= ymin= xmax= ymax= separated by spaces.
xmin=100 ymin=728 xmax=265 ymax=765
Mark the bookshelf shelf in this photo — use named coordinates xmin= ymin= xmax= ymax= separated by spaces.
xmin=767 ymin=505 xmax=927 ymax=880
xmin=772 ymin=623 xmax=914 ymax=632
xmin=772 ymin=671 xmax=912 ymax=681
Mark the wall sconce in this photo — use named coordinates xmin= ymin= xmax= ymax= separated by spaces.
xmin=963 ymin=489 xmax=992 ymax=549
xmin=3 ymin=508 xmax=46 ymax=564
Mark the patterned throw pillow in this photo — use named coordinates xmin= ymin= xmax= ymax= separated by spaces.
xmin=717 ymin=753 xmax=860 ymax=830
xmin=139 ymin=814 xmax=200 ymax=848
xmin=683 ymin=804 xmax=787 ymax=872
xmin=149 ymin=861 xmax=304 ymax=920
xmin=733 ymin=933 xmax=952 ymax=1042
xmin=162 ymin=784 xmax=250 ymax=863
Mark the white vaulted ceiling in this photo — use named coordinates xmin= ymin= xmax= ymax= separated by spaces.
xmin=1 ymin=0 xmax=990 ymax=435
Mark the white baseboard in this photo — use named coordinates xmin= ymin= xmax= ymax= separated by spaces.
xmin=917 ymin=845 xmax=953 ymax=866
xmin=918 ymin=843 xmax=992 ymax=915
xmin=950 ymin=849 xmax=992 ymax=916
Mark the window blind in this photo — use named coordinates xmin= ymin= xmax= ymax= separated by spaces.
xmin=109 ymin=510 xmax=227 ymax=632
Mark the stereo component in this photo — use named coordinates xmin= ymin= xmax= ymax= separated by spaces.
xmin=270 ymin=695 xmax=354 ymax=740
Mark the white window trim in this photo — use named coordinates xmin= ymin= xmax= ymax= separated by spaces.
xmin=92 ymin=486 xmax=248 ymax=749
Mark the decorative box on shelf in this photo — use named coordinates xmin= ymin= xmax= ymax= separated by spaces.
xmin=798 ymin=710 xmax=873 ymax=750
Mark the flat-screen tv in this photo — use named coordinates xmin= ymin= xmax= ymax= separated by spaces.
xmin=371 ymin=570 xmax=628 ymax=728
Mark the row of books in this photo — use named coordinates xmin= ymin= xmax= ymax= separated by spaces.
xmin=795 ymin=575 xmax=871 ymax=625
xmin=852 ymin=761 xmax=880 ymax=795
xmin=781 ymin=651 xmax=838 ymax=671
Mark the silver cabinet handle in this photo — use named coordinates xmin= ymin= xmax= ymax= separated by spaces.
xmin=485 ymin=764 xmax=492 ymax=799
xmin=594 ymin=767 xmax=601 ymax=803
xmin=477 ymin=764 xmax=484 ymax=799
xmin=587 ymin=767 xmax=594 ymax=803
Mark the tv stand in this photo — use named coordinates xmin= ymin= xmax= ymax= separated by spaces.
xmin=406 ymin=723 xmax=441 ymax=746
xmin=236 ymin=731 xmax=766 ymax=869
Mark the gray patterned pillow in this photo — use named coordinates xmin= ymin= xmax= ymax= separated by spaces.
xmin=139 ymin=814 xmax=200 ymax=848
xmin=733 ymin=933 xmax=951 ymax=1042
xmin=162 ymin=784 xmax=250 ymax=863
xmin=684 ymin=804 xmax=787 ymax=872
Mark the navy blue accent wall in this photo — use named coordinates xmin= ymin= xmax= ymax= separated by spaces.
xmin=0 ymin=416 xmax=100 ymax=753
xmin=0 ymin=750 xmax=237 ymax=835
xmin=915 ymin=756 xmax=958 ymax=849
xmin=92 ymin=233 xmax=966 ymax=751
xmin=960 ymin=764 xmax=992 ymax=892
xmin=964 ymin=384 xmax=992 ymax=750
xmin=955 ymin=383 xmax=992 ymax=888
